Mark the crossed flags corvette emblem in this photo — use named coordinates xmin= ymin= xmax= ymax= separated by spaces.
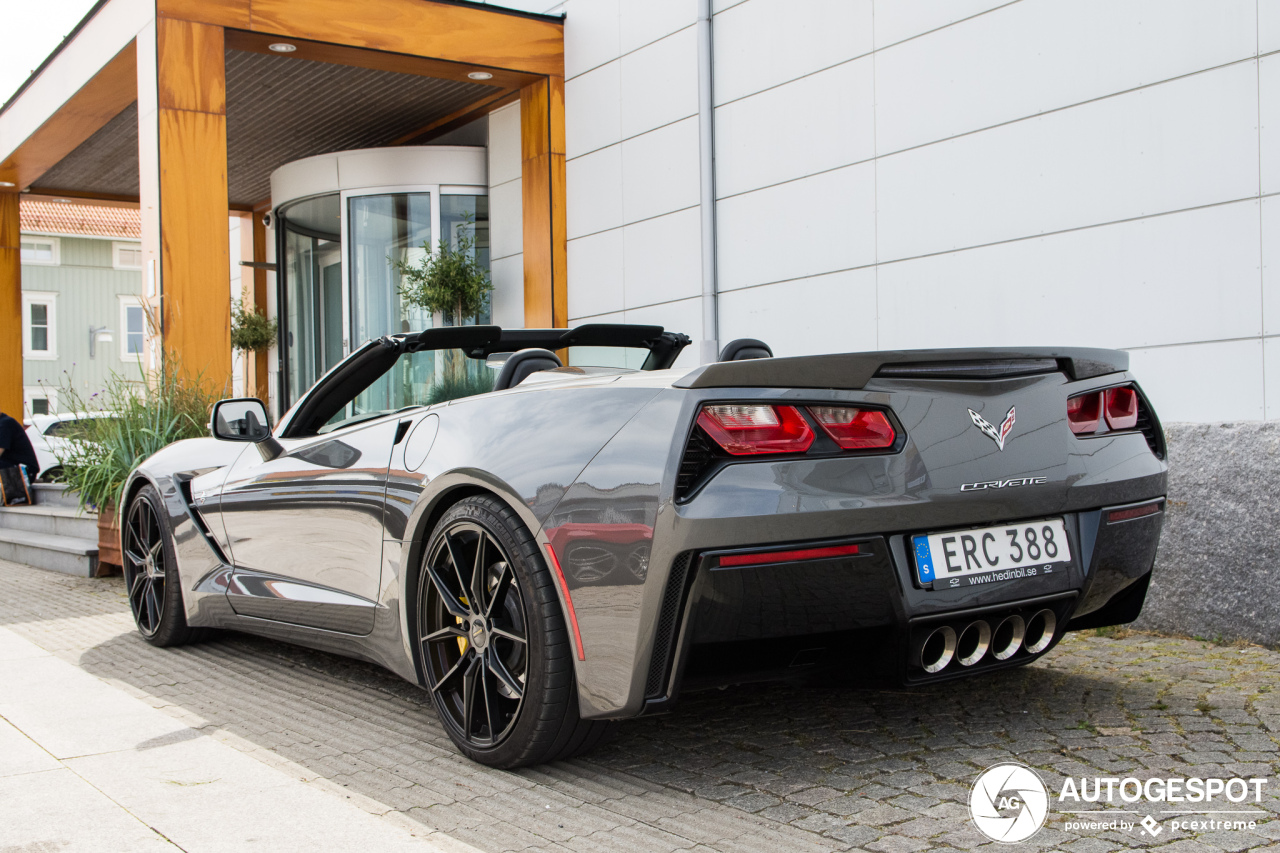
xmin=968 ymin=406 xmax=1016 ymax=451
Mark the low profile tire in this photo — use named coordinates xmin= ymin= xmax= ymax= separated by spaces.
xmin=417 ymin=495 xmax=612 ymax=768
xmin=123 ymin=485 xmax=204 ymax=647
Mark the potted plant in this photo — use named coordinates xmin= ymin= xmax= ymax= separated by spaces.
xmin=392 ymin=213 xmax=495 ymax=402
xmin=230 ymin=300 xmax=277 ymax=353
xmin=56 ymin=358 xmax=217 ymax=576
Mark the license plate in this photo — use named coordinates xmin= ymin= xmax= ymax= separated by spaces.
xmin=913 ymin=518 xmax=1070 ymax=588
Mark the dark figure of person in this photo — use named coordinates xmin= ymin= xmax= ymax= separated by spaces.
xmin=0 ymin=411 xmax=39 ymax=483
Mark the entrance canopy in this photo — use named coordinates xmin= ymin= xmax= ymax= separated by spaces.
xmin=0 ymin=0 xmax=567 ymax=415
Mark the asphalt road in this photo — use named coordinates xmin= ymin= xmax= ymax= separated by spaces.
xmin=1 ymin=558 xmax=1277 ymax=853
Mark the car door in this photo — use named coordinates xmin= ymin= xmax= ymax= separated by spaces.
xmin=215 ymin=417 xmax=399 ymax=635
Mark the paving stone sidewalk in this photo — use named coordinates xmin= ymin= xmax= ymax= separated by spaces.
xmin=1 ymin=557 xmax=1277 ymax=852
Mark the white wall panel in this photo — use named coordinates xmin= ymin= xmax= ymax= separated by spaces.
xmin=877 ymin=62 xmax=1260 ymax=263
xmin=718 ymin=269 xmax=878 ymax=357
xmin=563 ymin=0 xmax=621 ymax=80
xmin=490 ymin=254 xmax=525 ymax=329
xmin=619 ymin=27 xmax=699 ymax=139
xmin=715 ymin=58 xmax=873 ymax=198
xmin=1266 ymin=337 xmax=1280 ymax=419
xmin=487 ymin=103 xmax=522 ymax=187
xmin=567 ymin=229 xmax=625 ymax=320
xmin=1261 ymin=0 xmax=1280 ymax=54
xmin=619 ymin=0 xmax=697 ymax=54
xmin=620 ymin=117 xmax=700 ymax=223
xmin=488 ymin=179 xmax=524 ymax=261
xmin=1265 ymin=197 xmax=1280 ymax=337
xmin=872 ymin=0 xmax=1014 ymax=49
xmin=622 ymin=207 xmax=702 ymax=308
xmin=566 ymin=144 xmax=623 ymax=239
xmin=875 ymin=0 xmax=1258 ymax=155
xmin=1261 ymin=55 xmax=1280 ymax=197
xmin=878 ymin=201 xmax=1263 ymax=352
xmin=717 ymin=162 xmax=875 ymax=291
xmin=713 ymin=0 xmax=871 ymax=105
xmin=570 ymin=310 xmax=624 ymax=327
xmin=565 ymin=61 xmax=622 ymax=159
xmin=624 ymin=297 xmax=702 ymax=367
xmin=1127 ymin=339 xmax=1264 ymax=422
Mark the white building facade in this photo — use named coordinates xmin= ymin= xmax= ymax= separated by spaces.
xmin=481 ymin=0 xmax=1278 ymax=423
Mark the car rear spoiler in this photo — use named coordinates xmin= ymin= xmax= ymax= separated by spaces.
xmin=672 ymin=347 xmax=1128 ymax=390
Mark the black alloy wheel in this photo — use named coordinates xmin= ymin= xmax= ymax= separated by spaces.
xmin=417 ymin=496 xmax=612 ymax=768
xmin=420 ymin=519 xmax=529 ymax=748
xmin=123 ymin=485 xmax=204 ymax=647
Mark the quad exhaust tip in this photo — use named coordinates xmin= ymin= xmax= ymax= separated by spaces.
xmin=991 ymin=615 xmax=1025 ymax=661
xmin=955 ymin=620 xmax=992 ymax=667
xmin=1023 ymin=609 xmax=1056 ymax=654
xmin=919 ymin=625 xmax=957 ymax=673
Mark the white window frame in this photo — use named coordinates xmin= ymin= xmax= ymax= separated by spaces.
xmin=23 ymin=386 xmax=57 ymax=419
xmin=22 ymin=292 xmax=58 ymax=359
xmin=118 ymin=295 xmax=146 ymax=361
xmin=112 ymin=241 xmax=143 ymax=270
xmin=20 ymin=235 xmax=60 ymax=266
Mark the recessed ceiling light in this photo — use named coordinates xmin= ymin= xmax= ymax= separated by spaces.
xmin=0 ymin=181 xmax=14 ymax=187
xmin=467 ymin=71 xmax=494 ymax=80
xmin=52 ymin=198 xmax=73 ymax=203
xmin=268 ymin=42 xmax=297 ymax=53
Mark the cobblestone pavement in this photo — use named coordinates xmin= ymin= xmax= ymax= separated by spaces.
xmin=2 ymin=558 xmax=1277 ymax=853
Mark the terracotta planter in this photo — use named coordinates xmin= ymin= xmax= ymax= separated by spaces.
xmin=96 ymin=502 xmax=123 ymax=577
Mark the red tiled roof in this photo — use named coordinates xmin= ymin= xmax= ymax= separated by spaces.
xmin=19 ymin=199 xmax=141 ymax=239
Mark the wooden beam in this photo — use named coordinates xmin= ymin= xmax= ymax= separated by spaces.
xmin=251 ymin=209 xmax=270 ymax=403
xmin=157 ymin=20 xmax=232 ymax=391
xmin=0 ymin=193 xmax=20 ymax=419
xmin=520 ymin=76 xmax=567 ymax=329
xmin=0 ymin=45 xmax=137 ymax=191
xmin=248 ymin=0 xmax=564 ymax=77
xmin=158 ymin=0 xmax=251 ymax=29
xmin=224 ymin=29 xmax=537 ymax=91
xmin=392 ymin=88 xmax=519 ymax=146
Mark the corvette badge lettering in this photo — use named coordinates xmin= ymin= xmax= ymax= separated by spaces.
xmin=961 ymin=476 xmax=1048 ymax=491
xmin=969 ymin=406 xmax=1016 ymax=451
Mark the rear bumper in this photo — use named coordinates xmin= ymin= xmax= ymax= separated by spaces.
xmin=643 ymin=497 xmax=1164 ymax=712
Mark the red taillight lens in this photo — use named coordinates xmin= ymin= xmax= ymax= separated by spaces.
xmin=696 ymin=404 xmax=814 ymax=455
xmin=807 ymin=406 xmax=896 ymax=449
xmin=1104 ymin=386 xmax=1139 ymax=430
xmin=1067 ymin=392 xmax=1102 ymax=435
xmin=718 ymin=543 xmax=860 ymax=568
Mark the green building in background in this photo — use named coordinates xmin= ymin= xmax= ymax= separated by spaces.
xmin=19 ymin=200 xmax=144 ymax=418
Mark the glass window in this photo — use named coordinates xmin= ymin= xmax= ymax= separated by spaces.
xmin=439 ymin=195 xmax=491 ymax=325
xmin=321 ymin=348 xmax=499 ymax=434
xmin=281 ymin=194 xmax=343 ymax=405
xmin=113 ymin=242 xmax=143 ymax=270
xmin=120 ymin=299 xmax=145 ymax=358
xmin=349 ymin=192 xmax=432 ymax=345
xmin=30 ymin=304 xmax=48 ymax=351
xmin=30 ymin=398 xmax=49 ymax=416
xmin=20 ymin=238 xmax=58 ymax=265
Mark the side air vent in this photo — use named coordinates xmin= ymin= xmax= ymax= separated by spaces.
xmin=674 ymin=427 xmax=715 ymax=501
xmin=1135 ymin=395 xmax=1165 ymax=460
xmin=646 ymin=552 xmax=694 ymax=699
xmin=876 ymin=358 xmax=1061 ymax=380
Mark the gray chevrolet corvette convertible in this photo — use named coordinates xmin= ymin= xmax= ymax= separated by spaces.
xmin=121 ymin=324 xmax=1167 ymax=767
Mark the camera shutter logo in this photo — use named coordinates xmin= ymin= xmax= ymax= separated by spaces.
xmin=970 ymin=763 xmax=1050 ymax=843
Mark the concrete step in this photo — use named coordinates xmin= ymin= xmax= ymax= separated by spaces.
xmin=0 ymin=529 xmax=98 ymax=577
xmin=0 ymin=504 xmax=98 ymax=540
xmin=32 ymin=483 xmax=82 ymax=509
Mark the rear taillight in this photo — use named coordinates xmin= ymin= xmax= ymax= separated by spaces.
xmin=807 ymin=406 xmax=896 ymax=449
xmin=696 ymin=404 xmax=814 ymax=455
xmin=1104 ymin=386 xmax=1138 ymax=430
xmin=1066 ymin=391 xmax=1101 ymax=435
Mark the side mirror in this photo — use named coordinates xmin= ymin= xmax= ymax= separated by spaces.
xmin=210 ymin=398 xmax=272 ymax=442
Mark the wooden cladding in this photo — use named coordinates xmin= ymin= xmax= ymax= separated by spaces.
xmin=0 ymin=193 xmax=20 ymax=418
xmin=521 ymin=78 xmax=567 ymax=329
xmin=157 ymin=20 xmax=232 ymax=389
xmin=0 ymin=45 xmax=137 ymax=191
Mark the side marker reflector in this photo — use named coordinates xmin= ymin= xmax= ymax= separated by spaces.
xmin=718 ymin=543 xmax=860 ymax=568
xmin=544 ymin=544 xmax=585 ymax=660
xmin=1107 ymin=502 xmax=1162 ymax=524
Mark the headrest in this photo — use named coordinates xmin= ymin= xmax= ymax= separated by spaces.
xmin=718 ymin=338 xmax=773 ymax=361
xmin=493 ymin=348 xmax=564 ymax=390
